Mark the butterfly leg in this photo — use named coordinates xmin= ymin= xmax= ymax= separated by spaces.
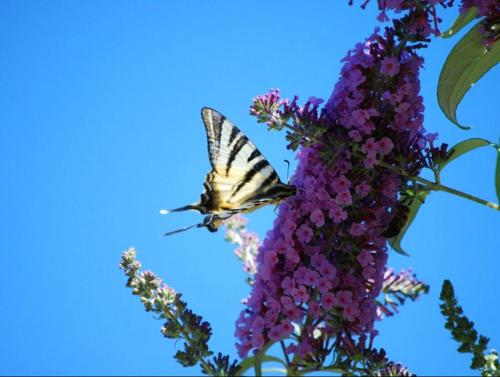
xmin=163 ymin=215 xmax=213 ymax=237
xmin=203 ymin=213 xmax=223 ymax=232
xmin=202 ymin=213 xmax=214 ymax=226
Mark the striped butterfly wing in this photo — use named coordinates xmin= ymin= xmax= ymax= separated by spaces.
xmin=200 ymin=107 xmax=282 ymax=213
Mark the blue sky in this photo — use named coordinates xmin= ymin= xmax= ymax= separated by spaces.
xmin=0 ymin=1 xmax=498 ymax=375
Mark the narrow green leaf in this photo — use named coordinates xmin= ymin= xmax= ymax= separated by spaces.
xmin=389 ymin=191 xmax=430 ymax=256
xmin=439 ymin=138 xmax=494 ymax=172
xmin=236 ymin=357 xmax=255 ymax=376
xmin=437 ymin=22 xmax=500 ymax=129
xmin=262 ymin=355 xmax=287 ymax=367
xmin=236 ymin=342 xmax=286 ymax=376
xmin=237 ymin=355 xmax=286 ymax=376
xmin=262 ymin=367 xmax=287 ymax=374
xmin=441 ymin=7 xmax=478 ymax=39
xmin=495 ymin=143 xmax=500 ymax=204
xmin=254 ymin=346 xmax=264 ymax=376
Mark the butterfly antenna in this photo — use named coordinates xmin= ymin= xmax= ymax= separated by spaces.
xmin=284 ymin=159 xmax=291 ymax=182
xmin=159 ymin=204 xmax=200 ymax=215
xmin=163 ymin=221 xmax=205 ymax=237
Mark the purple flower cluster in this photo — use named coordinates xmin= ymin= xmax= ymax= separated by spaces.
xmin=352 ymin=0 xmax=455 ymax=38
xmin=356 ymin=0 xmax=499 ymax=47
xmin=326 ymin=32 xmax=426 ymax=141
xmin=235 ymin=144 xmax=392 ymax=358
xmin=223 ymin=215 xmax=260 ymax=279
xmin=237 ymin=25 xmax=431 ymax=359
xmin=120 ymin=248 xmax=177 ymax=312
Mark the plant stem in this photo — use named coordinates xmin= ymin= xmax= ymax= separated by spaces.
xmin=415 ymin=175 xmax=499 ymax=210
xmin=280 ymin=340 xmax=291 ymax=367
xmin=282 ymin=122 xmax=500 ymax=211
xmin=165 ymin=310 xmax=214 ymax=374
xmin=254 ymin=349 xmax=264 ymax=377
xmin=376 ymin=160 xmax=500 ymax=210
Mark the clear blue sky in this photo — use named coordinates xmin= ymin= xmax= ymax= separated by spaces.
xmin=0 ymin=1 xmax=498 ymax=375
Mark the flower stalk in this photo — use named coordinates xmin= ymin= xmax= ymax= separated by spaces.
xmin=119 ymin=248 xmax=241 ymax=376
xmin=283 ymin=121 xmax=500 ymax=211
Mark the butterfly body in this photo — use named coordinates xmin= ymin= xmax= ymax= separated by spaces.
xmin=162 ymin=107 xmax=296 ymax=236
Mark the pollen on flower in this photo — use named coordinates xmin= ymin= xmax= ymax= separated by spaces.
xmin=355 ymin=182 xmax=371 ymax=198
xmin=349 ymin=222 xmax=367 ymax=237
xmin=303 ymin=269 xmax=320 ymax=286
xmin=318 ymin=278 xmax=332 ymax=293
xmin=378 ymin=137 xmax=394 ymax=155
xmin=322 ymin=293 xmax=337 ymax=309
xmin=318 ymin=263 xmax=337 ymax=280
xmin=363 ymin=155 xmax=378 ymax=169
xmin=344 ymin=304 xmax=361 ymax=322
xmin=329 ymin=206 xmax=348 ymax=223
xmin=291 ymin=285 xmax=310 ymax=303
xmin=335 ymin=190 xmax=353 ymax=206
xmin=361 ymin=137 xmax=378 ymax=157
xmin=380 ymin=56 xmax=400 ymax=77
xmin=337 ymin=290 xmax=353 ymax=308
xmin=296 ymin=224 xmax=314 ymax=244
xmin=331 ymin=175 xmax=352 ymax=192
xmin=309 ymin=209 xmax=325 ymax=227
xmin=357 ymin=250 xmax=374 ymax=267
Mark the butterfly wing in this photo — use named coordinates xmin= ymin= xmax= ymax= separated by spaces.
xmin=200 ymin=107 xmax=287 ymax=213
xmin=162 ymin=107 xmax=295 ymax=237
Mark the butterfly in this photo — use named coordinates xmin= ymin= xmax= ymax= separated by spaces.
xmin=161 ymin=107 xmax=296 ymax=236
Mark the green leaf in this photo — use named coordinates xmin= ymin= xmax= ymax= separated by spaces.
xmin=441 ymin=7 xmax=478 ymax=39
xmin=437 ymin=22 xmax=500 ymax=129
xmin=262 ymin=367 xmax=287 ymax=374
xmin=236 ymin=355 xmax=286 ymax=376
xmin=389 ymin=190 xmax=430 ymax=256
xmin=439 ymin=138 xmax=494 ymax=172
xmin=495 ymin=143 xmax=500 ymax=204
xmin=236 ymin=342 xmax=286 ymax=376
xmin=236 ymin=357 xmax=254 ymax=376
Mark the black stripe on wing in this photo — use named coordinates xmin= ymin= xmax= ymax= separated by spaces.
xmin=201 ymin=107 xmax=226 ymax=169
xmin=237 ymin=180 xmax=295 ymax=212
xmin=231 ymin=159 xmax=271 ymax=198
xmin=257 ymin=170 xmax=279 ymax=192
xmin=228 ymin=126 xmax=239 ymax=146
xmin=247 ymin=149 xmax=261 ymax=163
xmin=217 ymin=115 xmax=226 ymax=155
xmin=226 ymin=134 xmax=249 ymax=175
